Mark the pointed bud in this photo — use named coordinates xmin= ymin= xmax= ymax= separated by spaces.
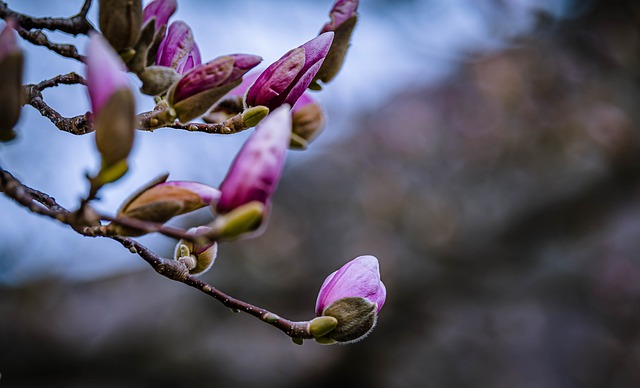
xmin=143 ymin=0 xmax=177 ymax=32
xmin=168 ymin=54 xmax=261 ymax=122
xmin=290 ymin=93 xmax=325 ymax=149
xmin=245 ymin=32 xmax=333 ymax=111
xmin=314 ymin=0 xmax=359 ymax=85
xmin=155 ymin=21 xmax=198 ymax=73
xmin=86 ymin=33 xmax=136 ymax=168
xmin=99 ymin=0 xmax=143 ymax=52
xmin=206 ymin=201 xmax=266 ymax=240
xmin=217 ymin=105 xmax=292 ymax=214
xmin=174 ymin=226 xmax=218 ymax=276
xmin=0 ymin=21 xmax=23 ymax=142
xmin=111 ymin=179 xmax=221 ymax=236
xmin=314 ymin=255 xmax=386 ymax=344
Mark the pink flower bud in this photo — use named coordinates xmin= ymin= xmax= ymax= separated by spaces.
xmin=143 ymin=0 xmax=177 ymax=31
xmin=315 ymin=255 xmax=386 ymax=317
xmin=320 ymin=0 xmax=359 ymax=34
xmin=156 ymin=21 xmax=196 ymax=73
xmin=245 ymin=32 xmax=334 ymax=110
xmin=86 ymin=33 xmax=131 ymax=115
xmin=217 ymin=105 xmax=292 ymax=214
xmin=171 ymin=54 xmax=261 ymax=104
xmin=111 ymin=179 xmax=221 ymax=236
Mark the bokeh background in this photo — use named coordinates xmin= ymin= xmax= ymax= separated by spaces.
xmin=2 ymin=0 xmax=640 ymax=386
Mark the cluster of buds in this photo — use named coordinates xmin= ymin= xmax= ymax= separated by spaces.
xmin=87 ymin=0 xmax=384 ymax=343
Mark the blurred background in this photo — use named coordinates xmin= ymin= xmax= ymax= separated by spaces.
xmin=1 ymin=0 xmax=640 ymax=386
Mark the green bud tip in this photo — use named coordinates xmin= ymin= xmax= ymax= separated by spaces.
xmin=309 ymin=316 xmax=338 ymax=338
xmin=242 ymin=105 xmax=269 ymax=128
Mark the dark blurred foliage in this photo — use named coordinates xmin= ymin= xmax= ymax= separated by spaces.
xmin=2 ymin=0 xmax=640 ymax=387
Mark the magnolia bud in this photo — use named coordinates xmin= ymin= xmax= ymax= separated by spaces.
xmin=155 ymin=21 xmax=200 ymax=73
xmin=174 ymin=226 xmax=218 ymax=276
xmin=168 ymin=54 xmax=261 ymax=122
xmin=86 ymin=33 xmax=136 ymax=177
xmin=99 ymin=0 xmax=143 ymax=52
xmin=245 ymin=32 xmax=333 ymax=111
xmin=314 ymin=255 xmax=386 ymax=344
xmin=109 ymin=178 xmax=221 ymax=236
xmin=142 ymin=0 xmax=177 ymax=32
xmin=217 ymin=105 xmax=292 ymax=214
xmin=0 ymin=21 xmax=23 ymax=142
xmin=313 ymin=0 xmax=359 ymax=86
xmin=290 ymin=93 xmax=325 ymax=149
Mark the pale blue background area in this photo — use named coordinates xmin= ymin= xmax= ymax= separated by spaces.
xmin=0 ymin=0 xmax=580 ymax=284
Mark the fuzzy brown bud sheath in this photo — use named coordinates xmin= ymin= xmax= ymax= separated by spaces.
xmin=290 ymin=92 xmax=326 ymax=149
xmin=86 ymin=33 xmax=136 ymax=173
xmin=0 ymin=21 xmax=23 ymax=141
xmin=109 ymin=179 xmax=221 ymax=236
xmin=99 ymin=0 xmax=143 ymax=52
xmin=314 ymin=0 xmax=359 ymax=85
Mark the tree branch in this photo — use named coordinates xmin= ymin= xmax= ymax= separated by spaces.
xmin=16 ymin=25 xmax=85 ymax=62
xmin=0 ymin=0 xmax=94 ymax=36
xmin=23 ymin=73 xmax=93 ymax=135
xmin=0 ymin=167 xmax=314 ymax=343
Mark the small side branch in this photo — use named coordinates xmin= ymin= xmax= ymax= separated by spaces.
xmin=23 ymin=73 xmax=94 ymax=135
xmin=0 ymin=0 xmax=94 ymax=36
xmin=16 ymin=26 xmax=85 ymax=62
xmin=0 ymin=167 xmax=313 ymax=342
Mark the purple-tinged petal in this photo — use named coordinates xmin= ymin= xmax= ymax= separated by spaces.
xmin=156 ymin=21 xmax=194 ymax=69
xmin=292 ymin=91 xmax=315 ymax=112
xmin=315 ymin=255 xmax=386 ymax=316
xmin=320 ymin=0 xmax=359 ymax=34
xmin=159 ymin=181 xmax=221 ymax=205
xmin=0 ymin=20 xmax=18 ymax=59
xmin=217 ymin=105 xmax=292 ymax=213
xmin=86 ymin=33 xmax=130 ymax=114
xmin=175 ymin=41 xmax=201 ymax=74
xmin=245 ymin=32 xmax=333 ymax=110
xmin=172 ymin=54 xmax=261 ymax=104
xmin=143 ymin=0 xmax=177 ymax=31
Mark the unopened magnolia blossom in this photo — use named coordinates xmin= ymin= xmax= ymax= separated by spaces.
xmin=245 ymin=32 xmax=334 ymax=110
xmin=217 ymin=105 xmax=292 ymax=214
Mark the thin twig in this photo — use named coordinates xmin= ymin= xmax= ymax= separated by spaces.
xmin=0 ymin=0 xmax=94 ymax=35
xmin=97 ymin=213 xmax=198 ymax=242
xmin=16 ymin=26 xmax=85 ymax=62
xmin=164 ymin=112 xmax=254 ymax=135
xmin=0 ymin=167 xmax=313 ymax=342
xmin=23 ymin=73 xmax=93 ymax=135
